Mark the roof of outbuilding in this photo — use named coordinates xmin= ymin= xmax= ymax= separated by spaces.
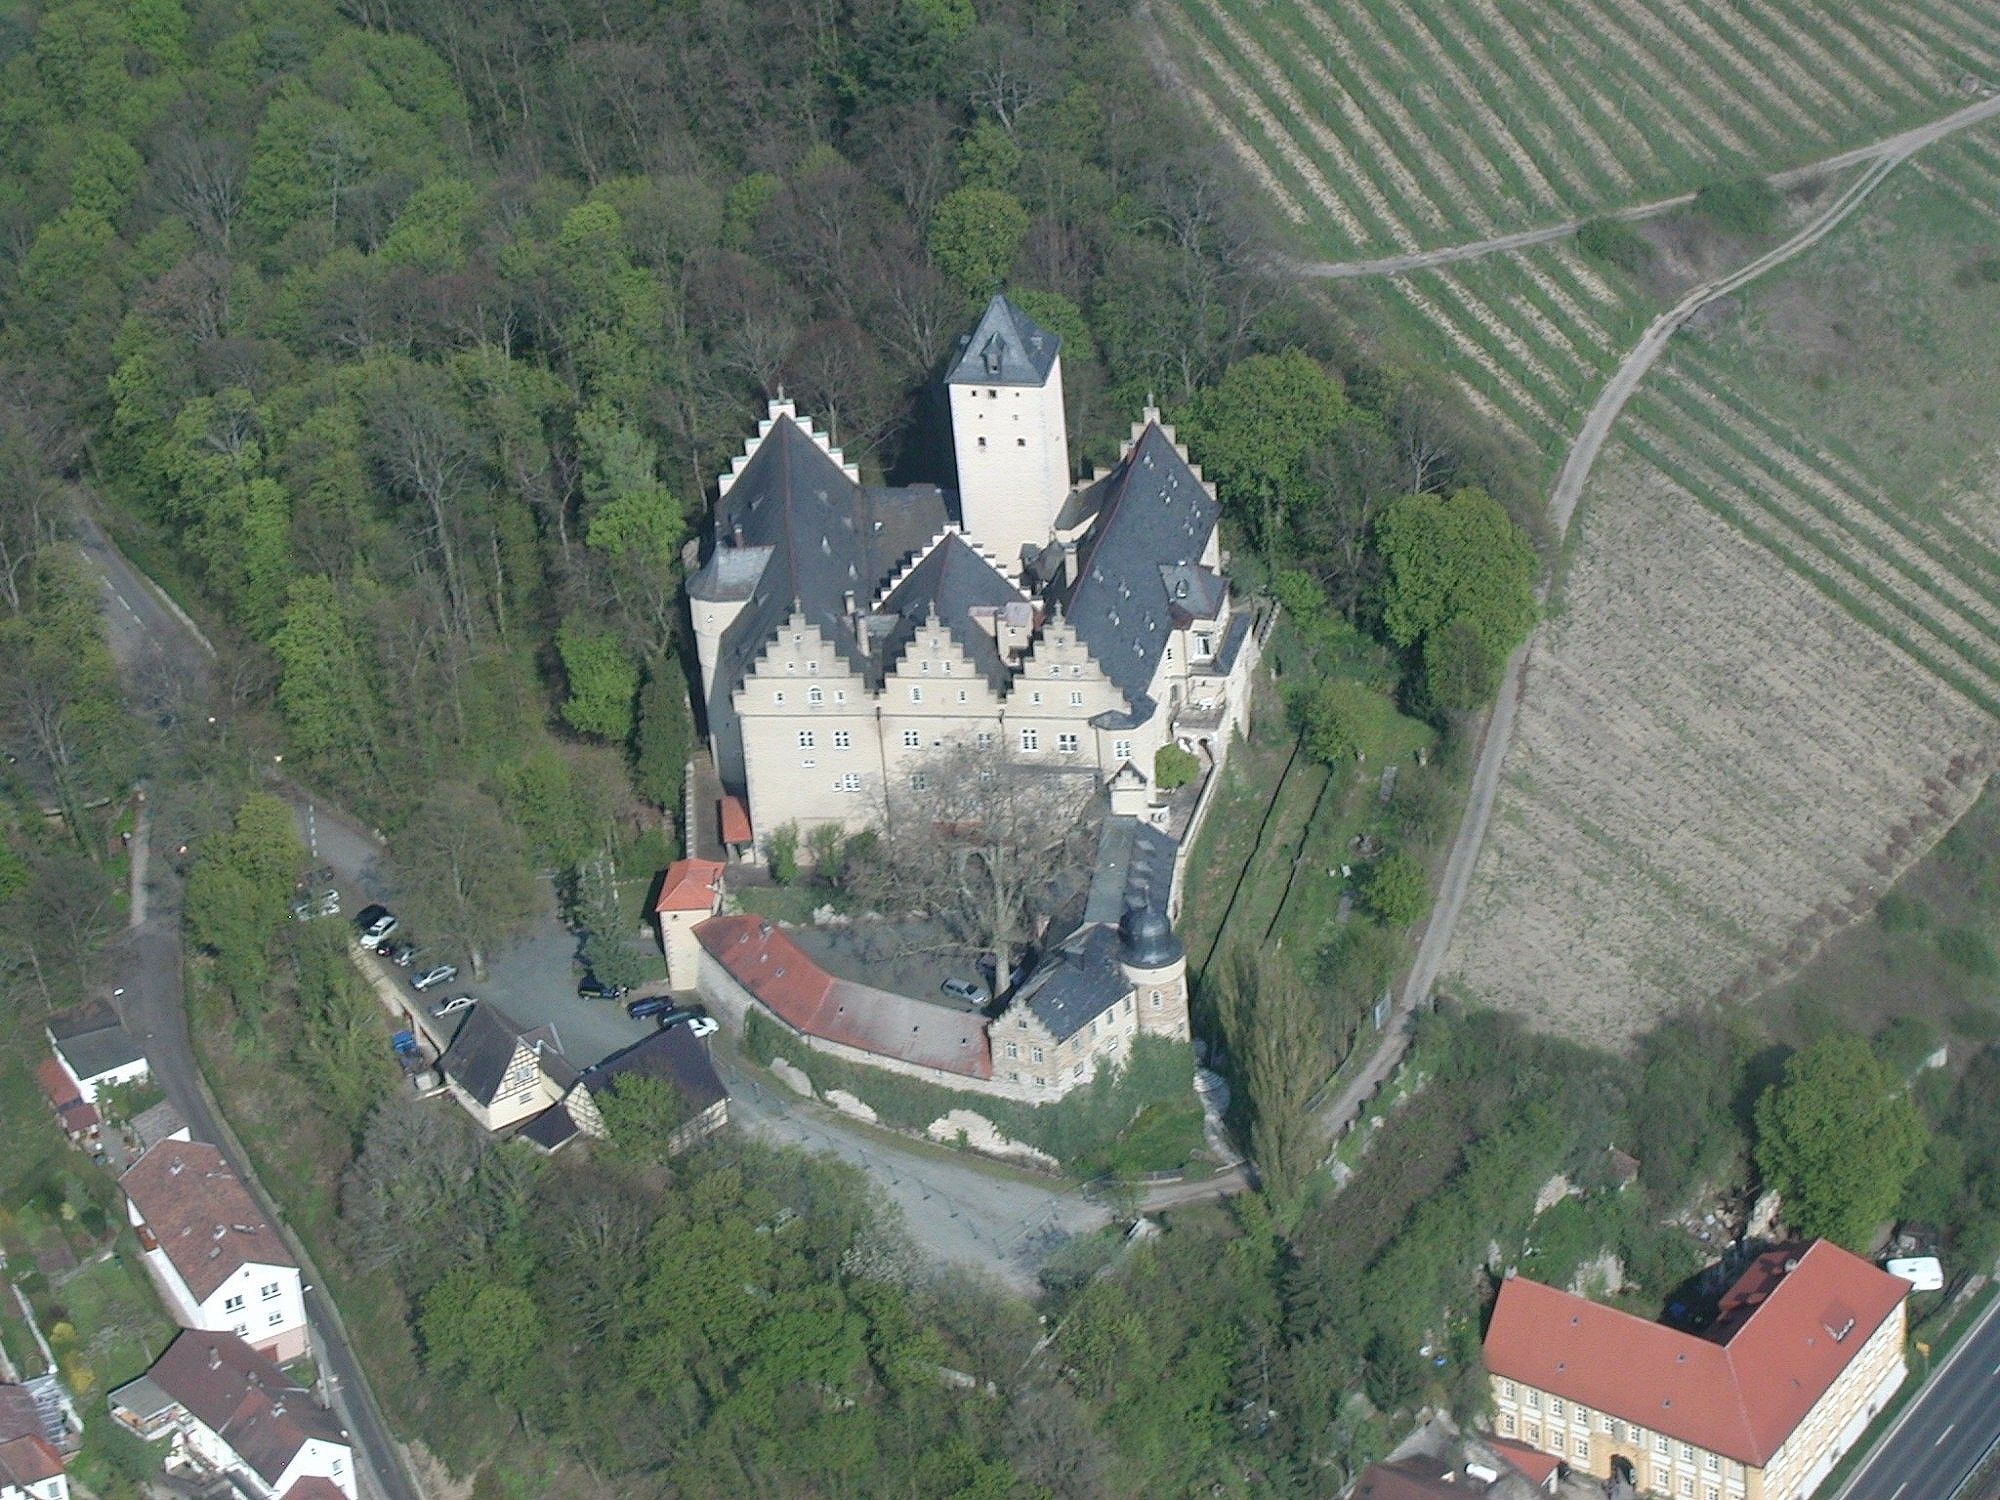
xmin=1484 ymin=1433 xmax=1561 ymax=1487
xmin=696 ymin=915 xmax=992 ymax=1077
xmin=1081 ymin=816 xmax=1180 ymax=929
xmin=131 ymin=1332 xmax=344 ymax=1486
xmin=1060 ymin=423 xmax=1221 ymax=703
xmin=120 ymin=1140 xmax=294 ymax=1301
xmin=438 ymin=1005 xmax=565 ymax=1107
xmin=656 ymin=858 xmax=726 ymax=914
xmin=581 ymin=1025 xmax=728 ymax=1116
xmin=874 ymin=531 xmax=1029 ymax=691
xmin=1483 ymin=1240 xmax=1908 ymax=1466
xmin=516 ymin=1103 xmax=581 ymax=1153
xmin=945 ymin=295 xmax=1061 ymax=387
xmin=47 ymin=1001 xmax=146 ymax=1081
xmin=35 ymin=1057 xmax=98 ymax=1132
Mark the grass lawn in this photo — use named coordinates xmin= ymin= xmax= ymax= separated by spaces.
xmin=55 ymin=1246 xmax=177 ymax=1393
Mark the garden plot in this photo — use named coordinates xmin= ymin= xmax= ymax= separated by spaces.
xmin=1444 ymin=445 xmax=2000 ymax=1047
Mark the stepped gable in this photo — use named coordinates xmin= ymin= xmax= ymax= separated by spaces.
xmin=696 ymin=408 xmax=948 ymax=791
xmin=946 ymin=295 xmax=1061 ymax=387
xmin=1060 ymin=420 xmax=1220 ymax=704
xmin=873 ymin=530 xmax=1030 ymax=690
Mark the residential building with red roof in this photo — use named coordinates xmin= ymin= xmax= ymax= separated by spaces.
xmin=120 ymin=1141 xmax=309 ymax=1363
xmin=654 ymin=857 xmax=725 ymax=989
xmin=1485 ymin=1240 xmax=1909 ymax=1500
xmin=0 ymin=1384 xmax=66 ymax=1500
xmin=33 ymin=1059 xmax=99 ymax=1148
xmin=108 ymin=1332 xmax=354 ymax=1499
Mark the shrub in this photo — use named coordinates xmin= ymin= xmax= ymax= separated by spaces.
xmin=1876 ymin=890 xmax=1932 ymax=932
xmin=767 ymin=822 xmax=800 ymax=885
xmin=1936 ymin=925 xmax=1998 ymax=977
xmin=1154 ymin=744 xmax=1200 ymax=790
xmin=1692 ymin=178 xmax=1780 ymax=237
xmin=1877 ymin=1016 xmax=1941 ymax=1079
xmin=1364 ymin=851 xmax=1431 ymax=929
xmin=1575 ymin=216 xmax=1653 ymax=274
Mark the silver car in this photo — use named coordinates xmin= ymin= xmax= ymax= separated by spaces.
xmin=411 ymin=963 xmax=458 ymax=991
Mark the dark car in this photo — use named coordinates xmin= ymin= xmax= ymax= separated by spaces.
xmin=628 ymin=996 xmax=695 ymax=1023
xmin=354 ymin=903 xmax=390 ymax=930
xmin=577 ymin=973 xmax=626 ymax=1001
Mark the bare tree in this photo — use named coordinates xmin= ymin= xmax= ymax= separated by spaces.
xmin=848 ymin=740 xmax=1096 ymax=984
xmin=155 ymin=132 xmax=247 ymax=251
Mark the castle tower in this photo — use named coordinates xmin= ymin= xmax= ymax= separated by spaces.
xmin=947 ymin=295 xmax=1070 ymax=578
xmin=1119 ymin=900 xmax=1189 ymax=1041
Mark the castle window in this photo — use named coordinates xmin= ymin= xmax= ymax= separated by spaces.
xmin=1151 ymin=990 xmax=1161 ymax=1008
xmin=1069 ymin=690 xmax=1083 ymax=706
xmin=988 ymin=389 xmax=997 ymax=398
xmin=977 ymin=437 xmax=986 ymax=450
xmin=1500 ymin=1414 xmax=1515 ymax=1436
xmin=1005 ymin=1042 xmax=1018 ymax=1060
xmin=798 ymin=731 xmax=815 ymax=749
xmin=910 ymin=686 xmax=923 ymax=703
xmin=1165 ymin=647 xmax=1174 ymax=663
xmin=807 ymin=660 xmax=818 ymax=674
xmin=1072 ymin=1062 xmax=1084 ymax=1078
xmin=1033 ymin=1076 xmax=1044 ymax=1087
xmin=1031 ymin=1046 xmax=1044 ymax=1064
xmin=1030 ymin=691 xmax=1042 ymax=704
xmin=808 ymin=686 xmax=823 ymax=704
xmin=773 ymin=691 xmax=785 ymax=705
xmin=1114 ymin=738 xmax=1132 ymax=761
xmin=1016 ymin=438 xmax=1026 ymax=447
xmin=910 ymin=772 xmax=929 ymax=792
xmin=1020 ymin=728 xmax=1039 ymax=752
xmin=976 ymin=731 xmax=995 ymax=750
xmin=1057 ymin=732 xmax=1079 ymax=754
xmin=921 ymin=660 xmax=931 ymax=673
xmin=1009 ymin=1071 xmax=1019 ymax=1082
xmin=1574 ymin=1436 xmax=1589 ymax=1461
xmin=835 ymin=688 xmax=846 ymax=702
xmin=957 ymin=690 xmax=968 ymax=703
xmin=1196 ymin=632 xmax=1213 ymax=657
xmin=786 ymin=660 xmax=796 ymax=673
xmin=903 ymin=730 xmax=920 ymax=748
xmin=1123 ymin=996 xmax=1131 ymax=1013
xmin=801 ymin=758 xmax=817 ymax=768
xmin=838 ymin=773 xmax=861 ymax=792
xmin=833 ymin=730 xmax=851 ymax=749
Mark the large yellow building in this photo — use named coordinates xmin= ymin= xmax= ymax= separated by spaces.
xmin=1485 ymin=1241 xmax=1908 ymax=1500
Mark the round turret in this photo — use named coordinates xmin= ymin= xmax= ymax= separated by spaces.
xmin=1119 ymin=901 xmax=1183 ymax=969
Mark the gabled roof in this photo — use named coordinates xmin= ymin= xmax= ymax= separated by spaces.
xmin=121 ymin=1141 xmax=294 ymax=1302
xmin=516 ymin=1103 xmax=580 ymax=1153
xmin=48 ymin=1001 xmax=145 ymax=1081
xmin=946 ymin=295 xmax=1060 ymax=387
xmin=696 ymin=915 xmax=991 ymax=1077
xmin=0 ymin=1433 xmax=63 ymax=1488
xmin=656 ymin=858 xmax=726 ymax=914
xmin=1484 ymin=1434 xmax=1561 ymax=1487
xmin=129 ymin=1332 xmax=344 ymax=1486
xmin=0 ymin=1386 xmax=44 ymax=1446
xmin=36 ymin=1056 xmax=98 ymax=1132
xmin=1062 ymin=423 xmax=1221 ymax=703
xmin=697 ymin=409 xmax=949 ymax=794
xmin=282 ymin=1480 xmax=352 ymax=1500
xmin=438 ymin=1005 xmax=565 ymax=1107
xmin=1011 ymin=924 xmax=1127 ymax=1041
xmin=874 ymin=531 xmax=1029 ymax=691
xmin=719 ymin=795 xmax=753 ymax=847
xmin=580 ymin=1025 xmax=727 ymax=1117
xmin=1484 ymin=1240 xmax=1908 ymax=1466
xmin=1353 ymin=1457 xmax=1465 ymax=1500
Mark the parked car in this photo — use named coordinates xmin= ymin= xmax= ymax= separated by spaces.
xmin=356 ymin=905 xmax=397 ymax=949
xmin=385 ymin=942 xmax=418 ymax=968
xmin=681 ymin=1015 xmax=719 ymax=1039
xmin=412 ymin=963 xmax=458 ymax=991
xmin=292 ymin=899 xmax=316 ymax=922
xmin=317 ymin=889 xmax=341 ymax=917
xmin=940 ymin=977 xmax=987 ymax=1003
xmin=430 ymin=995 xmax=478 ymax=1019
xmin=577 ymin=972 xmax=626 ymax=1001
xmin=628 ymin=997 xmax=691 ymax=1022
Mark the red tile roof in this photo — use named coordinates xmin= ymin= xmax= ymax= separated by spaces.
xmin=121 ymin=1140 xmax=296 ymax=1302
xmin=0 ymin=1434 xmax=64 ymax=1487
xmin=656 ymin=858 xmax=726 ymax=914
xmin=142 ymin=1332 xmax=343 ymax=1486
xmin=1353 ymin=1457 xmax=1461 ymax=1499
xmin=1485 ymin=1433 xmax=1560 ymax=1487
xmin=282 ymin=1478 xmax=350 ymax=1500
xmin=1485 ymin=1240 xmax=1908 ymax=1466
xmin=36 ymin=1057 xmax=99 ymax=1133
xmin=696 ymin=915 xmax=992 ymax=1078
xmin=719 ymin=795 xmax=753 ymax=846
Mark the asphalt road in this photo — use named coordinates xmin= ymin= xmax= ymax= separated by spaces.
xmin=80 ymin=511 xmax=422 ymax=1500
xmin=1835 ymin=1293 xmax=2000 ymax=1500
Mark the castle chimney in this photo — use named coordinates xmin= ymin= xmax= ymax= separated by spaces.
xmin=208 ymin=1346 xmax=221 ymax=1371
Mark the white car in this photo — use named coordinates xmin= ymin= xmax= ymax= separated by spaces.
xmin=685 ymin=1016 xmax=718 ymax=1039
xmin=411 ymin=963 xmax=458 ymax=991
xmin=430 ymin=995 xmax=478 ymax=1019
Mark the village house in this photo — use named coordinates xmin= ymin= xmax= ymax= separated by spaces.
xmin=32 ymin=1061 xmax=98 ymax=1151
xmin=1485 ymin=1240 xmax=1909 ymax=1500
xmin=120 ymin=1141 xmax=310 ymax=1363
xmin=520 ymin=1024 xmax=728 ymax=1156
xmin=107 ymin=1332 xmax=355 ymax=1499
xmin=45 ymin=1003 xmax=148 ymax=1107
xmin=687 ymin=295 xmax=1255 ymax=859
xmin=435 ymin=1004 xmax=576 ymax=1133
xmin=0 ymin=1385 xmax=66 ymax=1500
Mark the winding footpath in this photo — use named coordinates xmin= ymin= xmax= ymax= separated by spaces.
xmin=1315 ymin=93 xmax=2000 ymax=1141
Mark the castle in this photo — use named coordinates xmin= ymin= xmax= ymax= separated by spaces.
xmin=674 ymin=296 xmax=1258 ymax=1109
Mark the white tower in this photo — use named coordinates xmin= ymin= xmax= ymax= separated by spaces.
xmin=947 ymin=295 xmax=1070 ymax=578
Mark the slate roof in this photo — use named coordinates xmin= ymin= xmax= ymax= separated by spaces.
xmin=696 ymin=916 xmax=992 ymax=1077
xmin=695 ymin=414 xmax=949 ymax=793
xmin=1061 ymin=423 xmax=1221 ymax=703
xmin=1011 ymin=924 xmax=1127 ymax=1041
xmin=48 ymin=1001 xmax=145 ymax=1082
xmin=517 ymin=1104 xmax=580 ymax=1153
xmin=1484 ymin=1240 xmax=1907 ymax=1467
xmin=132 ymin=1098 xmax=188 ymax=1150
xmin=130 ymin=1332 xmax=344 ymax=1486
xmin=438 ymin=1005 xmax=566 ymax=1108
xmin=873 ymin=532 xmax=1029 ymax=691
xmin=1081 ymin=816 xmax=1180 ymax=929
xmin=581 ymin=1025 xmax=727 ymax=1115
xmin=945 ymin=295 xmax=1060 ymax=387
xmin=121 ymin=1141 xmax=294 ymax=1302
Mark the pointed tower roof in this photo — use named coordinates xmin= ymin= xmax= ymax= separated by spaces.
xmin=947 ymin=294 xmax=1061 ymax=387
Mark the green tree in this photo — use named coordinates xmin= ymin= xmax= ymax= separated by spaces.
xmin=1363 ymin=851 xmax=1430 ymax=929
xmin=1153 ymin=743 xmax=1199 ymax=789
xmin=1216 ymin=950 xmax=1328 ymax=1220
xmin=633 ymin=662 xmax=694 ymax=816
xmin=576 ymin=856 xmax=653 ymax=994
xmin=1754 ymin=1033 xmax=1927 ymax=1249
xmin=1287 ymin=679 xmax=1389 ymax=768
xmin=183 ymin=794 xmax=304 ymax=1013
xmin=1178 ymin=350 xmax=1349 ymax=549
xmin=596 ymin=1074 xmax=697 ymax=1168
xmin=556 ymin=617 xmax=640 ymax=742
xmin=1375 ymin=488 xmax=1537 ymax=662
xmin=395 ymin=783 xmax=539 ymax=975
xmin=273 ymin=576 xmax=381 ymax=775
xmin=927 ymin=187 xmax=1027 ymax=293
xmin=421 ymin=1269 xmax=545 ymax=1401
xmin=1421 ymin=616 xmax=1504 ymax=714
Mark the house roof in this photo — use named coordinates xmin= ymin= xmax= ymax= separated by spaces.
xmin=581 ymin=1025 xmax=727 ymax=1117
xmin=1484 ymin=1433 xmax=1561 ymax=1487
xmin=0 ymin=1385 xmax=44 ymax=1445
xmin=438 ymin=1005 xmax=566 ymax=1108
xmin=696 ymin=915 xmax=992 ymax=1077
xmin=946 ymin=295 xmax=1060 ymax=387
xmin=282 ymin=1480 xmax=352 ymax=1500
xmin=132 ymin=1098 xmax=187 ymax=1150
xmin=1081 ymin=815 xmax=1179 ymax=929
xmin=1353 ymin=1457 xmax=1465 ymax=1500
xmin=1010 ymin=924 xmax=1128 ymax=1041
xmin=133 ymin=1332 xmax=343 ymax=1486
xmin=36 ymin=1056 xmax=99 ymax=1131
xmin=120 ymin=1140 xmax=294 ymax=1302
xmin=517 ymin=1103 xmax=581 ymax=1153
xmin=719 ymin=795 xmax=754 ymax=847
xmin=656 ymin=858 xmax=726 ymax=914
xmin=695 ymin=410 xmax=948 ymax=794
xmin=1484 ymin=1240 xmax=1908 ymax=1466
xmin=47 ymin=1001 xmax=145 ymax=1081
xmin=0 ymin=1434 xmax=63 ymax=1488
xmin=874 ymin=531 xmax=1028 ymax=691
xmin=1060 ymin=423 xmax=1221 ymax=704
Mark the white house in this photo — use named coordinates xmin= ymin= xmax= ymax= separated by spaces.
xmin=45 ymin=1002 xmax=149 ymax=1106
xmin=120 ymin=1141 xmax=310 ymax=1364
xmin=107 ymin=1333 xmax=356 ymax=1499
